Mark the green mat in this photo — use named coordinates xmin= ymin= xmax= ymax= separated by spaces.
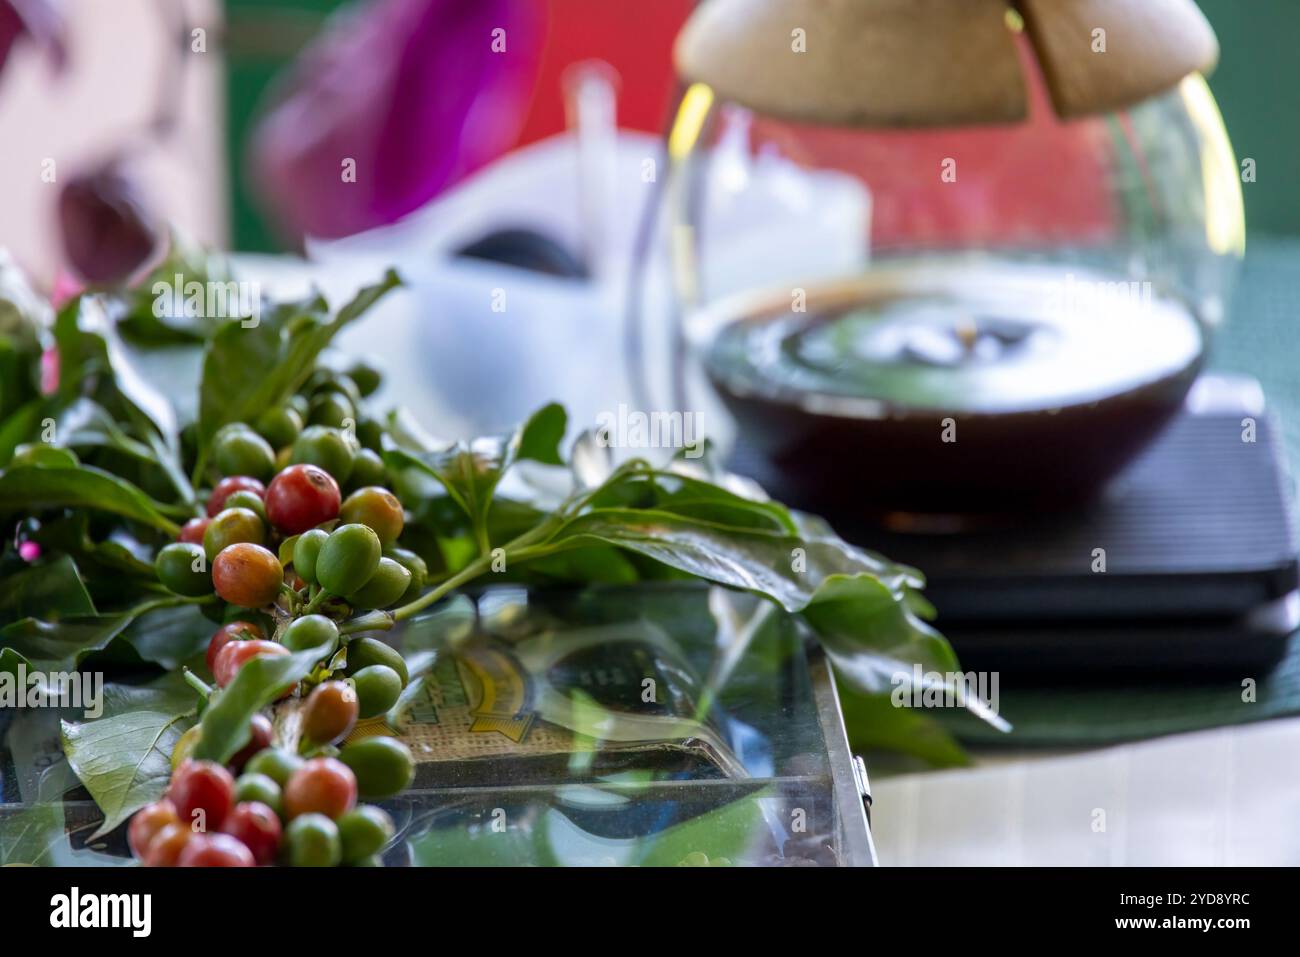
xmin=942 ymin=632 xmax=1300 ymax=747
xmin=946 ymin=238 xmax=1300 ymax=749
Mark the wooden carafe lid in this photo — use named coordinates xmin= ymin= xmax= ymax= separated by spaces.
xmin=673 ymin=0 xmax=1219 ymax=126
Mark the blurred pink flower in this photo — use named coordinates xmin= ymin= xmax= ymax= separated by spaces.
xmin=39 ymin=343 xmax=58 ymax=394
xmin=18 ymin=540 xmax=41 ymax=562
xmin=0 ymin=0 xmax=67 ymax=79
xmin=49 ymin=267 xmax=82 ymax=307
xmin=250 ymin=0 xmax=544 ymax=241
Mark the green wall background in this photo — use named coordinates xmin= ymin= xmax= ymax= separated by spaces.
xmin=225 ymin=0 xmax=346 ymax=253
xmin=1198 ymin=0 xmax=1300 ymax=237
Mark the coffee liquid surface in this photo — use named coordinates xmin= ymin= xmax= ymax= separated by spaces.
xmin=703 ymin=266 xmax=1204 ymax=418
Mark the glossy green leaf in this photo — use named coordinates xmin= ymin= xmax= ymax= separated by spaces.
xmin=197 ymin=270 xmax=401 ymax=448
xmin=115 ymin=238 xmax=234 ymax=346
xmin=0 ymin=597 xmax=197 ymax=671
xmin=385 ymin=402 xmax=566 ymax=548
xmin=801 ymin=575 xmax=1011 ymax=733
xmin=53 ymin=296 xmax=182 ymax=453
xmin=117 ymin=603 xmax=215 ymax=671
xmin=0 ymin=397 xmax=46 ymax=467
xmin=0 ymin=646 xmax=29 ymax=678
xmin=0 ymin=554 xmax=96 ymax=622
xmin=5 ymin=445 xmax=79 ymax=469
xmin=56 ymin=397 xmax=162 ymax=464
xmin=0 ymin=804 xmax=67 ymax=866
xmin=544 ymin=508 xmax=918 ymax=612
xmin=0 ymin=803 xmax=137 ymax=866
xmin=0 ymin=463 xmax=181 ymax=536
xmin=532 ymin=507 xmax=994 ymax=725
xmin=60 ymin=674 xmax=199 ymax=838
xmin=586 ymin=466 xmax=799 ymax=534
xmin=192 ymin=636 xmax=338 ymax=764
xmin=30 ymin=513 xmax=157 ymax=581
xmin=837 ymin=683 xmax=970 ymax=768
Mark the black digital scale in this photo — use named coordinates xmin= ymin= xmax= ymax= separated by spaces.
xmin=733 ymin=375 xmax=1300 ymax=678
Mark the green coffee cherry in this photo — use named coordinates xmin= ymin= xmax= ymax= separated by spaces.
xmin=244 ymin=747 xmax=303 ymax=788
xmin=255 ymin=405 xmax=304 ymax=450
xmin=347 ymin=448 xmax=387 ymax=491
xmin=303 ymin=369 xmax=333 ymax=394
xmin=305 ymin=369 xmax=361 ymax=403
xmin=345 ymin=637 xmax=410 ymax=687
xmin=213 ymin=424 xmax=275 ymax=480
xmin=337 ymin=805 xmax=394 ymax=863
xmin=286 ymin=813 xmax=342 ymax=867
xmin=203 ymin=507 xmax=266 ymax=561
xmin=311 ymin=372 xmax=362 ymax=405
xmin=316 ymin=523 xmax=381 ymax=596
xmin=292 ymin=528 xmax=330 ymax=585
xmin=351 ymin=665 xmax=403 ymax=719
xmin=385 ymin=548 xmax=427 ymax=606
xmin=223 ymin=489 xmax=267 ymax=522
xmin=155 ymin=543 xmax=213 ymax=597
xmin=281 ymin=614 xmax=339 ymax=655
xmin=308 ymin=392 xmax=354 ymax=430
xmin=346 ymin=360 xmax=382 ymax=398
xmin=339 ymin=737 xmax=415 ymax=799
xmin=355 ymin=418 xmax=385 ymax=453
xmin=235 ymin=772 xmax=283 ymax=818
xmin=291 ymin=425 xmax=355 ymax=484
xmin=346 ymin=557 xmax=410 ymax=610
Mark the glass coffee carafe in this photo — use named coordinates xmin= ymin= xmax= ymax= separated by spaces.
xmin=659 ymin=2 xmax=1245 ymax=523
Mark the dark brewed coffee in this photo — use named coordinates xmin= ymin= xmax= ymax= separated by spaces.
xmin=700 ymin=264 xmax=1204 ymax=521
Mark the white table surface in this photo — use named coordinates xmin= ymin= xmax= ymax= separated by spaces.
xmin=871 ymin=717 xmax=1300 ymax=866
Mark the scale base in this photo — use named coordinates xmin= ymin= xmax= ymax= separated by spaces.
xmin=731 ymin=376 xmax=1299 ymax=676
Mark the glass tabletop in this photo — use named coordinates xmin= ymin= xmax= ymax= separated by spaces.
xmin=1 ymin=584 xmax=874 ymax=867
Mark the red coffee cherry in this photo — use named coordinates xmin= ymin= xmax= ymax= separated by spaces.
xmin=128 ymin=800 xmax=179 ymax=860
xmin=213 ymin=639 xmax=288 ymax=689
xmin=302 ymin=681 xmax=359 ymax=746
xmin=211 ymin=543 xmax=283 ymax=608
xmin=179 ymin=517 xmax=210 ymax=545
xmin=230 ymin=713 xmax=275 ymax=772
xmin=221 ymin=802 xmax=282 ymax=866
xmin=283 ymin=757 xmax=357 ymax=820
xmin=207 ymin=475 xmax=266 ymax=517
xmin=176 ymin=832 xmax=256 ymax=867
xmin=142 ymin=822 xmax=194 ymax=867
xmin=265 ymin=464 xmax=341 ymax=534
xmin=205 ymin=620 xmax=265 ymax=673
xmin=168 ymin=759 xmax=235 ymax=833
